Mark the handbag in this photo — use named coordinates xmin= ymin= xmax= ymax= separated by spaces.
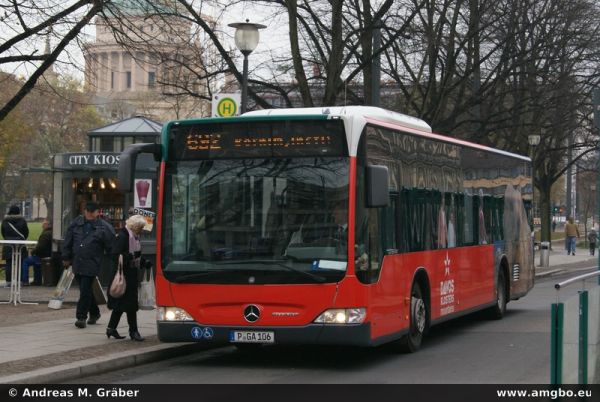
xmin=109 ymin=255 xmax=126 ymax=298
xmin=48 ymin=267 xmax=74 ymax=309
xmin=138 ymin=266 xmax=155 ymax=310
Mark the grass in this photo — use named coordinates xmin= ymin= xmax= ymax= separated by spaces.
xmin=0 ymin=221 xmax=42 ymax=281
xmin=534 ymin=226 xmax=596 ymax=250
xmin=534 ymin=230 xmax=565 ymax=241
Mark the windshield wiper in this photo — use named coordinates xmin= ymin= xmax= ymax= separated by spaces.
xmin=170 ymin=270 xmax=229 ymax=283
xmin=218 ymin=259 xmax=327 ymax=283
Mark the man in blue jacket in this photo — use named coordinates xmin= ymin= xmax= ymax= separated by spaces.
xmin=62 ymin=202 xmax=115 ymax=329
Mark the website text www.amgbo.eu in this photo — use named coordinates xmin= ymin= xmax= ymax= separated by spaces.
xmin=497 ymin=388 xmax=592 ymax=399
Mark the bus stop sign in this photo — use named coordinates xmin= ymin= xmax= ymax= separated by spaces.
xmin=212 ymin=93 xmax=240 ymax=117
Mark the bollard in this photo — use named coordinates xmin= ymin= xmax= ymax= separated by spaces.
xmin=539 ymin=241 xmax=550 ymax=267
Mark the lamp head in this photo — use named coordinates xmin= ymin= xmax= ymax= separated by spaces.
xmin=228 ymin=20 xmax=266 ymax=55
xmin=528 ymin=134 xmax=541 ymax=146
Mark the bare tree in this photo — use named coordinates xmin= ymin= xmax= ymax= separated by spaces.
xmin=3 ymin=0 xmax=600 ymax=241
xmin=0 ymin=0 xmax=105 ymax=121
xmin=379 ymin=0 xmax=600 ymax=242
xmin=0 ymin=73 xmax=104 ymax=214
xmin=103 ymin=0 xmax=411 ymax=109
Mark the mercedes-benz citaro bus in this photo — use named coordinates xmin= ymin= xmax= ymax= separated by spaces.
xmin=118 ymin=106 xmax=533 ymax=352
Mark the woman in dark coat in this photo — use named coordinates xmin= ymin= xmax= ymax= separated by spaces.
xmin=106 ymin=214 xmax=147 ymax=341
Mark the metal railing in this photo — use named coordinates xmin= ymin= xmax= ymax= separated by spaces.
xmin=551 ymin=271 xmax=600 ymax=384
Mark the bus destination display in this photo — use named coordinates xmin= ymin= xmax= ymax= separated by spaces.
xmin=186 ymin=133 xmax=333 ymax=150
xmin=172 ymin=120 xmax=347 ymax=159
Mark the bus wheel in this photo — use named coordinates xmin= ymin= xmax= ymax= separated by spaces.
xmin=397 ymin=282 xmax=427 ymax=353
xmin=487 ymin=269 xmax=507 ymax=319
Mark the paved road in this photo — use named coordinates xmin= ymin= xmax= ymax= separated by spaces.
xmin=68 ymin=272 xmax=587 ymax=384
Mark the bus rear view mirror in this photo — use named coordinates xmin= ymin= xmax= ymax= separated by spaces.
xmin=366 ymin=165 xmax=389 ymax=208
xmin=117 ymin=143 xmax=162 ymax=192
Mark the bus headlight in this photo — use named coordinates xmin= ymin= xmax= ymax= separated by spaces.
xmin=314 ymin=308 xmax=366 ymax=324
xmin=158 ymin=307 xmax=194 ymax=321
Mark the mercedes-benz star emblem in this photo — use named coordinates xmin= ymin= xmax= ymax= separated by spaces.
xmin=244 ymin=305 xmax=260 ymax=323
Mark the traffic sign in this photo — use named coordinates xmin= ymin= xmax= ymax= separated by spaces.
xmin=212 ymin=93 xmax=241 ymax=117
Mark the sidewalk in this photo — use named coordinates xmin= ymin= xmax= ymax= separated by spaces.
xmin=535 ymin=243 xmax=599 ymax=277
xmin=0 ymin=249 xmax=598 ymax=385
xmin=0 ymin=285 xmax=206 ymax=384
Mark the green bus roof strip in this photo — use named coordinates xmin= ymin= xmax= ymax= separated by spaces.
xmin=578 ymin=290 xmax=588 ymax=384
xmin=551 ymin=302 xmax=564 ymax=384
xmin=160 ymin=114 xmax=331 ymax=161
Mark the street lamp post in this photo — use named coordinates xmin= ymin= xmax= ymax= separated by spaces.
xmin=528 ymin=134 xmax=541 ymax=187
xmin=228 ymin=20 xmax=266 ymax=114
xmin=528 ymin=133 xmax=541 ymax=246
xmin=591 ymin=184 xmax=596 ymax=231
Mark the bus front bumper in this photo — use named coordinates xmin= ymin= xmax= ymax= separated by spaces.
xmin=157 ymin=321 xmax=372 ymax=346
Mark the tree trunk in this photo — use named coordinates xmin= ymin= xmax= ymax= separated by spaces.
xmin=323 ymin=0 xmax=344 ymax=105
xmin=469 ymin=0 xmax=482 ymax=134
xmin=539 ymin=184 xmax=552 ymax=245
xmin=286 ymin=0 xmax=313 ymax=107
xmin=361 ymin=0 xmax=373 ymax=105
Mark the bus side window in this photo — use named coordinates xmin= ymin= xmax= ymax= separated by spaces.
xmin=397 ymin=189 xmax=409 ymax=253
xmin=462 ymin=193 xmax=475 ymax=245
xmin=447 ymin=193 xmax=457 ymax=248
xmin=488 ymin=196 xmax=504 ymax=242
xmin=355 ymin=196 xmax=384 ymax=284
xmin=475 ymin=191 xmax=488 ymax=245
xmin=380 ymin=193 xmax=398 ymax=254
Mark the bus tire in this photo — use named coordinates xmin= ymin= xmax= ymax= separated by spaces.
xmin=397 ymin=281 xmax=427 ymax=353
xmin=487 ymin=269 xmax=507 ymax=319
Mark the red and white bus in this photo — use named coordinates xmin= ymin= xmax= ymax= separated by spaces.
xmin=119 ymin=106 xmax=534 ymax=352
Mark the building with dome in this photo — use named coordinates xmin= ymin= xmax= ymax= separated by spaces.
xmin=83 ymin=0 xmax=216 ymax=122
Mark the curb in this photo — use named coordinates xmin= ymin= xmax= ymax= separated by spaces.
xmin=535 ymin=269 xmax=564 ymax=278
xmin=2 ymin=300 xmax=79 ymax=305
xmin=0 ymin=343 xmax=210 ymax=384
xmin=535 ymin=265 xmax=598 ymax=279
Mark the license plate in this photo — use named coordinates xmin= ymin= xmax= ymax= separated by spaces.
xmin=230 ymin=331 xmax=275 ymax=344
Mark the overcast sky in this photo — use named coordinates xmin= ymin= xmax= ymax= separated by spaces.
xmin=0 ymin=0 xmax=289 ymax=84
xmin=2 ymin=0 xmax=288 ymax=85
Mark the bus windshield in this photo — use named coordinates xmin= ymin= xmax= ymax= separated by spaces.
xmin=162 ymin=157 xmax=349 ymax=284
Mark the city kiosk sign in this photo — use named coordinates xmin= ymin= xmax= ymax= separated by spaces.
xmin=56 ymin=152 xmax=156 ymax=171
xmin=65 ymin=153 xmax=120 ymax=168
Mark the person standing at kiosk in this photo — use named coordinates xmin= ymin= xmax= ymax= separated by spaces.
xmin=62 ymin=202 xmax=115 ymax=329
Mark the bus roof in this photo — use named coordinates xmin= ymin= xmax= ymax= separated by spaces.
xmin=245 ymin=106 xmax=432 ymax=133
xmin=245 ymin=106 xmax=529 ymax=162
xmin=165 ymin=106 xmax=528 ymax=162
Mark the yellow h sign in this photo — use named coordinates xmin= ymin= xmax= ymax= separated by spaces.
xmin=212 ymin=93 xmax=241 ymax=117
xmin=217 ymin=98 xmax=237 ymax=117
